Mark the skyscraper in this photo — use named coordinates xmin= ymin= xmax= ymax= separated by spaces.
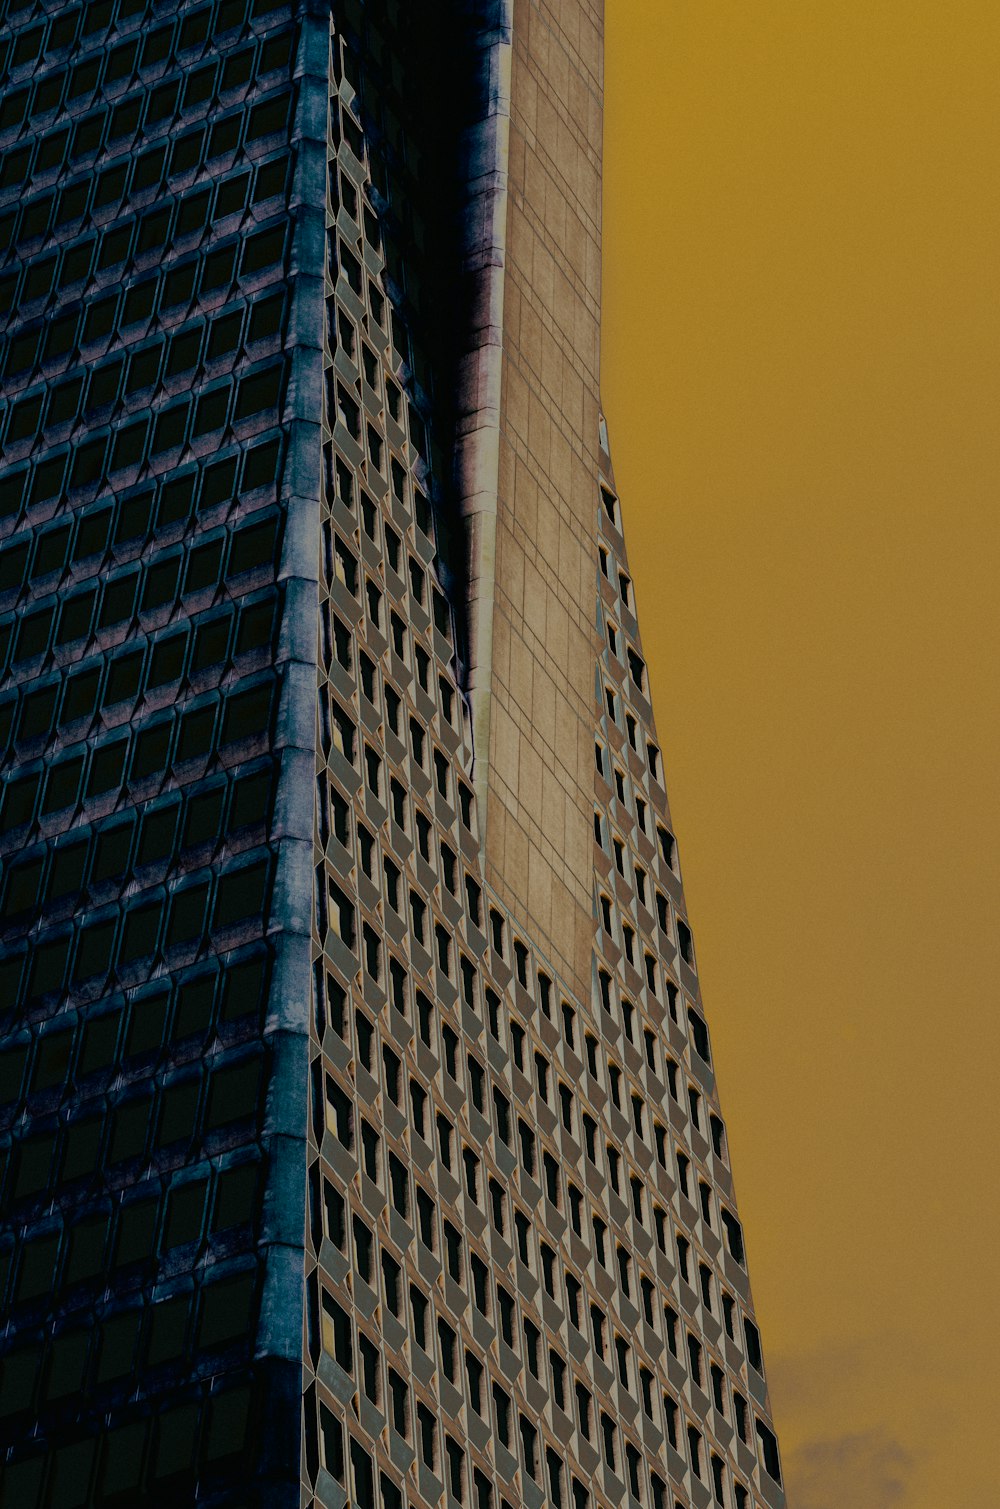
xmin=0 ymin=2 xmax=785 ymax=1508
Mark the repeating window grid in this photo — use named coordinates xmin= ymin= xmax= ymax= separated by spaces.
xmin=304 ymin=41 xmax=784 ymax=1509
xmin=321 ymin=929 xmax=772 ymax=1496
xmin=594 ymin=485 xmax=784 ymax=1472
xmin=0 ymin=5 xmax=306 ymax=1498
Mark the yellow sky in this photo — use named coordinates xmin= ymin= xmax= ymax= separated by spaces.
xmin=601 ymin=3 xmax=1000 ymax=1504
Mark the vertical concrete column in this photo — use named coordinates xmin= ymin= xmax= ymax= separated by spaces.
xmin=458 ymin=0 xmax=604 ymax=998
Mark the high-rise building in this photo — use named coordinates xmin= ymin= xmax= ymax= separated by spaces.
xmin=0 ymin=3 xmax=785 ymax=1508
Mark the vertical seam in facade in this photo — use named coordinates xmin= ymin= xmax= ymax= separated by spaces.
xmin=455 ymin=0 xmax=514 ymax=854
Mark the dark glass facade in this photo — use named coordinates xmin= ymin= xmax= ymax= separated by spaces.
xmin=0 ymin=2 xmax=314 ymax=1504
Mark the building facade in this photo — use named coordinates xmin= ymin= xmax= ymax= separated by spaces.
xmin=0 ymin=4 xmax=785 ymax=1509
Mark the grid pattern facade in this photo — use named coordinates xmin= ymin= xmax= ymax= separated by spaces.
xmin=305 ymin=10 xmax=784 ymax=1509
xmin=0 ymin=2 xmax=312 ymax=1504
xmin=0 ymin=3 xmax=786 ymax=1509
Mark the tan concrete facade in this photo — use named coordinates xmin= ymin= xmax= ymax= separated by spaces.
xmin=483 ymin=0 xmax=606 ymax=998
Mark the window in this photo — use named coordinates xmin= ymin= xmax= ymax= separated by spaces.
xmin=468 ymin=1055 xmax=485 ymax=1111
xmin=465 ymin=875 xmax=483 ymax=927
xmin=446 ymin=1438 xmax=465 ymax=1503
xmin=321 ymin=1293 xmax=353 ymax=1371
xmin=663 ymin=1394 xmax=678 ymax=1449
xmin=550 ymin=1350 xmax=567 ymax=1410
xmin=445 ymin=1221 xmax=463 ymax=1281
xmin=626 ymin=1444 xmax=641 ymax=1500
xmin=627 ymin=647 xmax=646 ymax=693
xmin=410 ymin=1286 xmax=429 ymax=1349
xmin=615 ymin=1335 xmax=631 ymax=1389
xmin=389 ymin=1369 xmax=409 ymax=1438
xmin=575 ymin=1381 xmax=592 ymax=1441
xmin=417 ymin=1403 xmax=436 ymax=1471
xmin=744 ymin=1316 xmax=764 ymax=1373
xmin=756 ymin=1420 xmax=782 ymax=1484
xmin=722 ymin=1208 xmax=746 ymax=1266
xmin=319 ymin=1403 xmax=344 ymax=1478
xmin=466 ymin=1352 xmax=484 ymax=1414
xmin=498 ymin=1287 xmax=515 ymax=1348
xmin=438 ymin=1318 xmax=457 ymax=1383
xmin=591 ymin=1304 xmax=606 ymax=1360
xmin=523 ymin=1318 xmax=540 ymax=1377
xmin=492 ymin=1383 xmax=511 ymax=1449
xmin=417 ymin=1188 xmax=436 ymax=1250
xmin=559 ymin=1084 xmax=574 ymax=1133
xmin=519 ymin=1416 xmax=538 ymax=1482
xmin=410 ymin=1081 xmax=428 ymax=1139
xmin=437 ymin=1114 xmax=454 ymax=1171
xmin=461 ymin=956 xmax=478 ymax=1009
xmin=389 ymin=1154 xmax=408 ymax=1216
xmin=600 ymin=1412 xmax=616 ymax=1472
xmin=325 ymin=1077 xmax=353 ymax=1147
xmin=688 ymin=1006 xmax=711 ymax=1062
xmin=359 ymin=1334 xmax=380 ymax=1402
xmin=324 ymin=1181 xmax=346 ymax=1247
xmin=381 ymin=1050 xmax=401 ymax=1110
xmin=547 ymin=1449 xmax=564 ymax=1509
xmin=677 ymin=1235 xmax=691 ymax=1285
xmin=493 ymin=1087 xmax=511 ymax=1146
xmin=488 ymin=1178 xmax=506 ymax=1235
xmin=352 ymin=1217 xmax=373 ymax=1283
xmin=514 ymin=1210 xmax=531 ymax=1266
xmin=471 ymin=1256 xmax=489 ymax=1315
xmin=664 ymin=1306 xmax=679 ymax=1357
xmin=687 ymin=1425 xmax=703 ymax=1480
xmin=517 ymin=1119 xmax=535 ymax=1177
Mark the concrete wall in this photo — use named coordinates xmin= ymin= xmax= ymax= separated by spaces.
xmin=461 ymin=0 xmax=605 ymax=1000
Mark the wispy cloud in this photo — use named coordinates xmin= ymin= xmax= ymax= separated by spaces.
xmin=787 ymin=1429 xmax=915 ymax=1509
xmin=767 ymin=1333 xmax=896 ymax=1414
